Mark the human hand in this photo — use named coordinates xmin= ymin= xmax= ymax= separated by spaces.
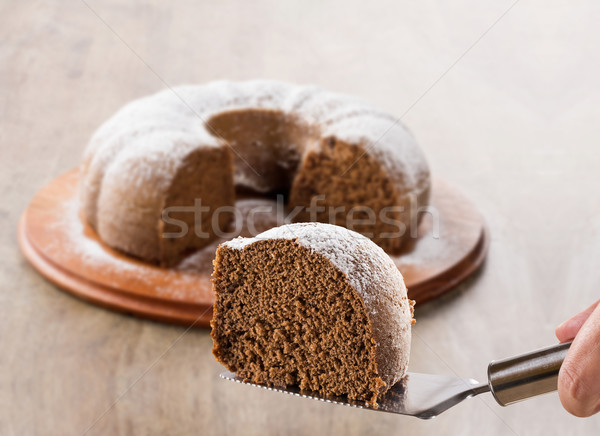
xmin=555 ymin=299 xmax=600 ymax=417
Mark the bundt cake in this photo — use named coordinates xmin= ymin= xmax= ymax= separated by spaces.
xmin=211 ymin=222 xmax=415 ymax=403
xmin=80 ymin=80 xmax=430 ymax=266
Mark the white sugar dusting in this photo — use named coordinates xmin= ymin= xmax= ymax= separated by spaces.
xmin=224 ymin=222 xmax=410 ymax=316
xmin=83 ymin=80 xmax=429 ymax=202
xmin=50 ymin=196 xmax=204 ymax=301
xmin=53 ymin=196 xmax=141 ymax=273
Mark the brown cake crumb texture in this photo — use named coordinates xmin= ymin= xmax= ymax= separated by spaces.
xmin=211 ymin=223 xmax=415 ymax=404
xmin=159 ymin=147 xmax=234 ymax=265
xmin=291 ymin=136 xmax=419 ymax=253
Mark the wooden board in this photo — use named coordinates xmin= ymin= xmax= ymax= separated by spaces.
xmin=18 ymin=168 xmax=489 ymax=328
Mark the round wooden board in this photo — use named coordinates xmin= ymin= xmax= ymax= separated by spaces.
xmin=18 ymin=168 xmax=489 ymax=328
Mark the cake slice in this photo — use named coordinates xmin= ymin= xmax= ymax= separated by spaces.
xmin=211 ymin=222 xmax=414 ymax=403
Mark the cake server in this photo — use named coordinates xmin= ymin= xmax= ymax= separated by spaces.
xmin=220 ymin=341 xmax=571 ymax=419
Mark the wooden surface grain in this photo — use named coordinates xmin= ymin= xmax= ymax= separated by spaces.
xmin=2 ymin=1 xmax=600 ymax=434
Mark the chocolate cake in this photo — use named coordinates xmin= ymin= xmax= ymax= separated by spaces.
xmin=211 ymin=222 xmax=415 ymax=403
xmin=80 ymin=80 xmax=430 ymax=266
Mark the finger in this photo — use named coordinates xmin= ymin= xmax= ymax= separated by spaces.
xmin=558 ymin=302 xmax=600 ymax=417
xmin=556 ymin=299 xmax=600 ymax=343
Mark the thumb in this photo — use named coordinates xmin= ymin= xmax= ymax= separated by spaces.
xmin=556 ymin=299 xmax=600 ymax=343
xmin=558 ymin=301 xmax=600 ymax=417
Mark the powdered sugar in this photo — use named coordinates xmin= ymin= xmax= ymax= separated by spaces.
xmin=83 ymin=79 xmax=429 ymax=199
xmin=81 ymin=80 xmax=430 ymax=264
xmin=53 ymin=196 xmax=142 ymax=274
xmin=48 ymin=194 xmax=211 ymax=302
xmin=224 ymin=222 xmax=409 ymax=314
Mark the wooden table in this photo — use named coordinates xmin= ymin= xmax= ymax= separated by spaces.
xmin=2 ymin=1 xmax=599 ymax=434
